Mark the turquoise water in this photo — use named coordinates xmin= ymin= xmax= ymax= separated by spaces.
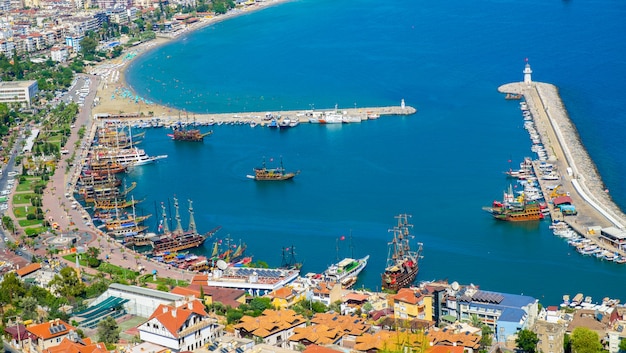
xmin=124 ymin=0 xmax=626 ymax=304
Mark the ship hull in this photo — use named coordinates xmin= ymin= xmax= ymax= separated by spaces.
xmin=381 ymin=263 xmax=419 ymax=292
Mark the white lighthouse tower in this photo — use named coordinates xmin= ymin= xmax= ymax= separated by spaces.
xmin=523 ymin=59 xmax=533 ymax=85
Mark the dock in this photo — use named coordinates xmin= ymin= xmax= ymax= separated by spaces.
xmin=93 ymin=104 xmax=416 ymax=125
xmin=499 ymin=80 xmax=626 ymax=255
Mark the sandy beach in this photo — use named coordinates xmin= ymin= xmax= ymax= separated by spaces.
xmin=90 ymin=0 xmax=297 ymax=120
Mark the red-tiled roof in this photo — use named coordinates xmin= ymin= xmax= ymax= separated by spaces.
xmin=303 ymin=344 xmax=344 ymax=353
xmin=344 ymin=292 xmax=369 ymax=302
xmin=148 ymin=300 xmax=208 ymax=337
xmin=270 ymin=286 xmax=293 ymax=300
xmin=43 ymin=337 xmax=108 ymax=353
xmin=553 ymin=196 xmax=573 ymax=205
xmin=186 ymin=284 xmax=246 ymax=308
xmin=27 ymin=320 xmax=76 ymax=340
xmin=16 ymin=263 xmax=42 ymax=277
xmin=429 ymin=345 xmax=466 ymax=353
xmin=393 ymin=288 xmax=421 ymax=304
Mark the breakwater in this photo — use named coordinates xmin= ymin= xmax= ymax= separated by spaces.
xmin=499 ymin=81 xmax=626 ymax=254
xmin=93 ymin=105 xmax=416 ymax=125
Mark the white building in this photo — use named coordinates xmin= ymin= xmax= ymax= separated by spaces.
xmin=50 ymin=45 xmax=69 ymax=62
xmin=138 ymin=299 xmax=223 ymax=352
xmin=65 ymin=34 xmax=84 ymax=52
xmin=0 ymin=80 xmax=38 ymax=108
xmin=91 ymin=283 xmax=185 ymax=318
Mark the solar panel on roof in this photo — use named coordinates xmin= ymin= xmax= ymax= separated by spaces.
xmin=236 ymin=348 xmax=244 ymax=353
xmin=221 ymin=348 xmax=228 ymax=353
xmin=208 ymin=344 xmax=218 ymax=351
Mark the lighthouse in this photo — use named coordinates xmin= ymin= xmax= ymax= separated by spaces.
xmin=523 ymin=59 xmax=533 ymax=85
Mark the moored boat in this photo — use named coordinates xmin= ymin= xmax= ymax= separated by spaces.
xmin=167 ymin=126 xmax=213 ymax=142
xmin=381 ymin=214 xmax=423 ymax=292
xmin=151 ymin=198 xmax=221 ymax=256
xmin=246 ymin=158 xmax=299 ymax=181
xmin=324 ymin=255 xmax=370 ymax=288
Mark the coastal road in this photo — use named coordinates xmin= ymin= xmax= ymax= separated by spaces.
xmin=35 ymin=74 xmax=195 ymax=281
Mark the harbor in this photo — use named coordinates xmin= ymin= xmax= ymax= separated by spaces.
xmin=498 ymin=63 xmax=626 ymax=260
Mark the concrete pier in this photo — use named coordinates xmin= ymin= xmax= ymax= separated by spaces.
xmin=93 ymin=105 xmax=416 ymax=124
xmin=499 ymin=81 xmax=626 ymax=254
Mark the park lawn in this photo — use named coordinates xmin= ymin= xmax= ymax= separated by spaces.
xmin=13 ymin=206 xmax=29 ymax=218
xmin=140 ymin=274 xmax=188 ymax=287
xmin=12 ymin=193 xmax=34 ymax=205
xmin=98 ymin=262 xmax=140 ymax=280
xmin=63 ymin=253 xmax=89 ymax=266
xmin=16 ymin=182 xmax=35 ymax=192
xmin=18 ymin=218 xmax=43 ymax=227
xmin=25 ymin=226 xmax=48 ymax=236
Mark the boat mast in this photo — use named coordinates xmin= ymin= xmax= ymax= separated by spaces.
xmin=280 ymin=247 xmax=288 ymax=268
xmin=349 ymin=230 xmax=354 ymax=258
xmin=188 ymin=199 xmax=196 ymax=234
xmin=160 ymin=202 xmax=170 ymax=234
xmin=289 ymin=245 xmax=298 ymax=267
xmin=173 ymin=197 xmax=183 ymax=234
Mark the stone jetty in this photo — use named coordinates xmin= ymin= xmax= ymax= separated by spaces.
xmin=93 ymin=105 xmax=416 ymax=125
xmin=499 ymin=79 xmax=626 ymax=255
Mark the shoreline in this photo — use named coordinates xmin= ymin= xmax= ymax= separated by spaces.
xmin=91 ymin=0 xmax=297 ymax=118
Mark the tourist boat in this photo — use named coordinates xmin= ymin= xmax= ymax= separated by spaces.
xmin=324 ymin=255 xmax=370 ymax=288
xmin=489 ymin=201 xmax=544 ymax=221
xmin=309 ymin=112 xmax=344 ymax=124
xmin=126 ymin=232 xmax=158 ymax=247
xmin=382 ymin=214 xmax=423 ymax=292
xmin=81 ymin=182 xmax=136 ymax=203
xmin=246 ymin=158 xmax=299 ymax=181
xmin=267 ymin=119 xmax=278 ymax=128
xmin=367 ymin=112 xmax=380 ymax=120
xmin=505 ymin=93 xmax=523 ymax=100
xmin=288 ymin=118 xmax=300 ymax=128
xmin=92 ymin=147 xmax=167 ymax=167
xmin=278 ymin=118 xmax=292 ymax=128
xmin=108 ymin=224 xmax=149 ymax=239
xmin=94 ymin=197 xmax=142 ymax=210
xmin=151 ymin=198 xmax=221 ymax=256
xmin=279 ymin=245 xmax=303 ymax=270
xmin=167 ymin=126 xmax=213 ymax=142
xmin=342 ymin=115 xmax=362 ymax=123
xmin=483 ymin=185 xmax=545 ymax=222
xmin=87 ymin=161 xmax=127 ymax=174
xmin=104 ymin=200 xmax=151 ymax=232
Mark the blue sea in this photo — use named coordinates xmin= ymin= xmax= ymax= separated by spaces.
xmin=124 ymin=0 xmax=626 ymax=305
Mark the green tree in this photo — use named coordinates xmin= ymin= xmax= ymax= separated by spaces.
xmin=21 ymin=296 xmax=39 ymax=320
xmin=249 ymin=297 xmax=273 ymax=314
xmin=570 ymin=327 xmax=603 ymax=353
xmin=516 ymin=329 xmax=539 ymax=353
xmin=618 ymin=338 xmax=626 ymax=353
xmin=226 ymin=308 xmax=243 ymax=324
xmin=80 ymin=37 xmax=98 ymax=59
xmin=97 ymin=316 xmax=120 ymax=344
xmin=49 ymin=266 xmax=86 ymax=299
xmin=0 ymin=272 xmax=27 ymax=304
xmin=480 ymin=325 xmax=493 ymax=349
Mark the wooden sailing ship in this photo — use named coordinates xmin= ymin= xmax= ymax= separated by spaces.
xmin=151 ymin=198 xmax=221 ymax=256
xmin=246 ymin=157 xmax=299 ymax=181
xmin=167 ymin=127 xmax=213 ymax=142
xmin=381 ymin=214 xmax=423 ymax=292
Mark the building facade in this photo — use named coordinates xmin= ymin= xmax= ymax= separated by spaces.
xmin=0 ymin=80 xmax=38 ymax=108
